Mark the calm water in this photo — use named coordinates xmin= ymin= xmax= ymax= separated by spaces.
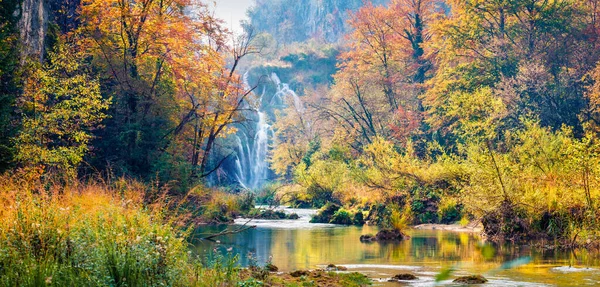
xmin=192 ymin=208 xmax=600 ymax=286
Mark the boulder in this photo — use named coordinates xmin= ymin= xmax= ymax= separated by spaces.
xmin=453 ymin=275 xmax=488 ymax=284
xmin=310 ymin=203 xmax=341 ymax=223
xmin=325 ymin=264 xmax=348 ymax=271
xmin=360 ymin=229 xmax=410 ymax=242
xmin=389 ymin=273 xmax=418 ymax=281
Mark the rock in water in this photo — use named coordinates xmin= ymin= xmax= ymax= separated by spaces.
xmin=360 ymin=234 xmax=376 ymax=242
xmin=360 ymin=229 xmax=410 ymax=242
xmin=326 ymin=264 xmax=348 ymax=271
xmin=453 ymin=275 xmax=488 ymax=284
xmin=389 ymin=273 xmax=418 ymax=281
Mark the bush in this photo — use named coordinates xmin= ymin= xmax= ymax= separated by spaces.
xmin=330 ymin=209 xmax=353 ymax=225
xmin=410 ymin=187 xmax=440 ymax=224
xmin=310 ymin=202 xmax=340 ymax=223
xmin=353 ymin=211 xmax=365 ymax=225
xmin=438 ymin=197 xmax=463 ymax=224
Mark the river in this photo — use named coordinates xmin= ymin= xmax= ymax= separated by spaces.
xmin=192 ymin=208 xmax=600 ymax=286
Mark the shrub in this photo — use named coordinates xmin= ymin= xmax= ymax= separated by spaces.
xmin=330 ymin=208 xmax=353 ymax=225
xmin=353 ymin=211 xmax=365 ymax=225
xmin=438 ymin=197 xmax=463 ymax=224
xmin=310 ymin=202 xmax=340 ymax=223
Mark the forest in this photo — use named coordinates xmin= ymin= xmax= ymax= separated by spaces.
xmin=1 ymin=0 xmax=600 ymax=286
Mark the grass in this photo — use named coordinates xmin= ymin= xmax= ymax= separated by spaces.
xmin=0 ymin=174 xmax=372 ymax=286
xmin=0 ymin=175 xmax=195 ymax=286
xmin=0 ymin=174 xmax=259 ymax=286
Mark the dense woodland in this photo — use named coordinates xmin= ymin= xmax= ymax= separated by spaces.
xmin=249 ymin=0 xmax=600 ymax=244
xmin=2 ymin=0 xmax=600 ymax=285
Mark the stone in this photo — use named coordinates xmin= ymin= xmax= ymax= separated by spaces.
xmin=360 ymin=229 xmax=410 ymax=242
xmin=389 ymin=273 xmax=418 ymax=281
xmin=360 ymin=234 xmax=375 ymax=242
xmin=325 ymin=264 xmax=348 ymax=271
xmin=453 ymin=275 xmax=488 ymax=284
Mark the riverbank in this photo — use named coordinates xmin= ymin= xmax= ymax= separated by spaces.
xmin=195 ymin=215 xmax=600 ymax=286
xmin=237 ymin=269 xmax=371 ymax=287
xmin=0 ymin=176 xmax=372 ymax=287
xmin=413 ymin=223 xmax=483 ymax=233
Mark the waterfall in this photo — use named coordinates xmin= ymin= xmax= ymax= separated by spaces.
xmin=233 ymin=72 xmax=304 ymax=190
xmin=270 ymin=73 xmax=304 ymax=113
xmin=234 ymin=111 xmax=272 ymax=190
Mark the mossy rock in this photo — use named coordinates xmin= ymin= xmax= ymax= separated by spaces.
xmin=360 ymin=229 xmax=410 ymax=242
xmin=310 ymin=203 xmax=341 ymax=223
xmin=453 ymin=275 xmax=488 ymax=284
xmin=389 ymin=273 xmax=418 ymax=281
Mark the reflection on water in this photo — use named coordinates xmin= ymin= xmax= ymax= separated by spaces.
xmin=192 ymin=208 xmax=600 ymax=286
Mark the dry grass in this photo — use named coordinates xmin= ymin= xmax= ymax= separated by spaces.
xmin=0 ymin=173 xmax=248 ymax=286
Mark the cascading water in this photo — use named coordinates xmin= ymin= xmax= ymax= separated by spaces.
xmin=270 ymin=73 xmax=304 ymax=113
xmin=234 ymin=111 xmax=271 ymax=190
xmin=233 ymin=72 xmax=303 ymax=190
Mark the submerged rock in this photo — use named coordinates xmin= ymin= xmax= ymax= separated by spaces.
xmin=360 ymin=229 xmax=410 ymax=242
xmin=453 ymin=275 xmax=488 ymax=284
xmin=389 ymin=273 xmax=418 ymax=281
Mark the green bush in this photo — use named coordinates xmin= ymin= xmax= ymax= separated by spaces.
xmin=330 ymin=209 xmax=353 ymax=225
xmin=438 ymin=197 xmax=463 ymax=224
xmin=310 ymin=203 xmax=340 ymax=223
xmin=353 ymin=211 xmax=365 ymax=225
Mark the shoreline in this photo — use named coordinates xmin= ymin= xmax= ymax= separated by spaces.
xmin=411 ymin=223 xmax=482 ymax=233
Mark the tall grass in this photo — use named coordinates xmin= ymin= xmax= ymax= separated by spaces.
xmin=0 ymin=174 xmax=246 ymax=287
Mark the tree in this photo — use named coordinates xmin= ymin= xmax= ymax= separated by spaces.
xmin=16 ymin=44 xmax=110 ymax=178
xmin=425 ymin=0 xmax=594 ymax=146
xmin=0 ymin=0 xmax=20 ymax=172
xmin=77 ymin=0 xmax=237 ymax=183
xmin=325 ymin=0 xmax=437 ymax=150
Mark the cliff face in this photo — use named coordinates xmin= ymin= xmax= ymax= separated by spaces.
xmin=16 ymin=0 xmax=80 ymax=60
xmin=248 ymin=0 xmax=389 ymax=44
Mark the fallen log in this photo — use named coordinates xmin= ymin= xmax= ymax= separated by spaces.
xmin=201 ymin=219 xmax=257 ymax=240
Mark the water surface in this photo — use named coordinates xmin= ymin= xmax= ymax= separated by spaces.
xmin=192 ymin=208 xmax=600 ymax=286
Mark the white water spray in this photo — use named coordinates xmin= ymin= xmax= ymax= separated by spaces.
xmin=233 ymin=72 xmax=304 ymax=190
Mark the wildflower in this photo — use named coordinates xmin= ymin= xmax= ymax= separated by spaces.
xmin=45 ymin=277 xmax=52 ymax=284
